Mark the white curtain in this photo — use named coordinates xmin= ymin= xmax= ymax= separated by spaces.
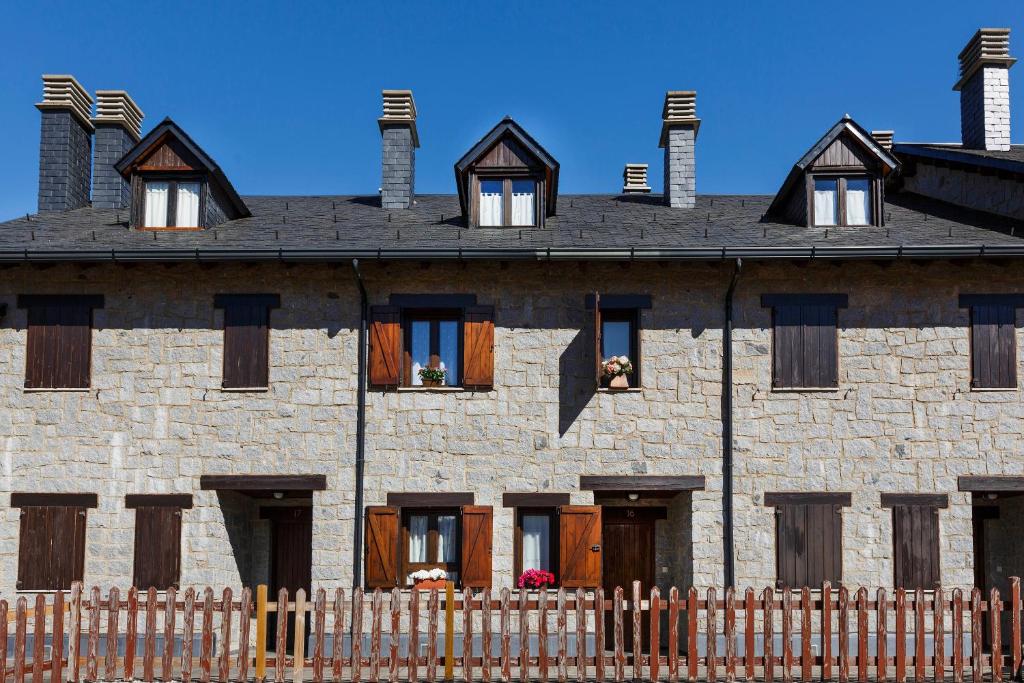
xmin=177 ymin=182 xmax=201 ymax=226
xmin=521 ymin=514 xmax=550 ymax=571
xmin=437 ymin=515 xmax=457 ymax=562
xmin=408 ymin=515 xmax=428 ymax=562
xmin=511 ymin=190 xmax=535 ymax=226
xmin=845 ymin=184 xmax=871 ymax=225
xmin=411 ymin=361 xmax=423 ymax=386
xmin=479 ymin=191 xmax=503 ymax=226
xmin=813 ymin=187 xmax=837 ymax=226
xmin=144 ymin=182 xmax=169 ymax=228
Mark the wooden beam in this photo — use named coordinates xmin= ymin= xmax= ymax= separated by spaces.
xmin=10 ymin=492 xmax=98 ymax=508
xmin=501 ymin=492 xmax=571 ymax=507
xmin=959 ymin=476 xmax=1024 ymax=492
xmin=579 ymin=475 xmax=706 ymax=492
xmin=879 ymin=493 xmax=949 ymax=509
xmin=198 ymin=474 xmax=327 ymax=491
xmin=386 ymin=492 xmax=474 ymax=506
xmin=763 ymin=492 xmax=852 ymax=506
xmin=125 ymin=494 xmax=194 ymax=509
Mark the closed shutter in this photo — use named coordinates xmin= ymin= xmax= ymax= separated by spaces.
xmin=775 ymin=503 xmax=842 ymax=588
xmin=772 ymin=304 xmax=838 ymax=388
xmin=460 ymin=505 xmax=493 ymax=588
xmin=222 ymin=302 xmax=271 ymax=388
xmin=593 ymin=293 xmax=602 ymax=388
xmin=462 ymin=307 xmax=495 ymax=389
xmin=133 ymin=507 xmax=183 ymax=590
xmin=558 ymin=505 xmax=602 ymax=588
xmin=892 ymin=505 xmax=941 ymax=589
xmin=970 ymin=303 xmax=1016 ymax=389
xmin=21 ymin=295 xmax=101 ymax=389
xmin=17 ymin=506 xmax=87 ymax=590
xmin=365 ymin=506 xmax=400 ymax=588
xmin=369 ymin=306 xmax=401 ymax=389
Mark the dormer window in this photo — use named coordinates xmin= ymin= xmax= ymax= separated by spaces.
xmin=143 ymin=179 xmax=202 ymax=228
xmin=478 ymin=178 xmax=536 ymax=227
xmin=812 ymin=176 xmax=873 ymax=227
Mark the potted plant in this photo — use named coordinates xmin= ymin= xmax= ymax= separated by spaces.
xmin=601 ymin=355 xmax=634 ymax=389
xmin=418 ymin=367 xmax=446 ymax=387
xmin=410 ymin=568 xmax=448 ymax=590
xmin=517 ymin=569 xmax=556 ymax=591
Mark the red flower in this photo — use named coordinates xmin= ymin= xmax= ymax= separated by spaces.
xmin=517 ymin=569 xmax=556 ymax=589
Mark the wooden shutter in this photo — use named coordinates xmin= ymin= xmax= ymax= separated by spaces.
xmin=222 ymin=301 xmax=271 ymax=388
xmin=22 ymin=295 xmax=99 ymax=389
xmin=17 ymin=505 xmax=87 ymax=590
xmin=970 ymin=303 xmax=1017 ymax=389
xmin=133 ymin=507 xmax=183 ymax=590
xmin=593 ymin=293 xmax=602 ymax=388
xmin=558 ymin=505 xmax=602 ymax=588
xmin=369 ymin=306 xmax=401 ymax=389
xmin=771 ymin=302 xmax=839 ymax=389
xmin=463 ymin=307 xmax=495 ymax=389
xmin=460 ymin=505 xmax=493 ymax=588
xmin=365 ymin=506 xmax=400 ymax=588
xmin=892 ymin=505 xmax=941 ymax=589
xmin=775 ymin=503 xmax=842 ymax=588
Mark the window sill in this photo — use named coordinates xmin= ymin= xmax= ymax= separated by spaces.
xmin=220 ymin=387 xmax=269 ymax=393
xmin=23 ymin=387 xmax=91 ymax=393
xmin=770 ymin=387 xmax=839 ymax=393
xmin=398 ymin=386 xmax=465 ymax=393
xmin=597 ymin=387 xmax=642 ymax=394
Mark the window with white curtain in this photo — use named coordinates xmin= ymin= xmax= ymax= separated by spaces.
xmin=144 ymin=182 xmax=169 ymax=228
xmin=521 ymin=514 xmax=551 ymax=571
xmin=477 ymin=177 xmax=539 ymax=227
xmin=403 ymin=508 xmax=461 ymax=585
xmin=510 ymin=180 xmax=535 ymax=226
xmin=812 ymin=176 xmax=874 ymax=227
xmin=813 ymin=178 xmax=838 ymax=226
xmin=479 ymin=179 xmax=503 ymax=227
xmin=845 ymin=178 xmax=871 ymax=225
xmin=176 ymin=182 xmax=201 ymax=227
xmin=408 ymin=515 xmax=428 ymax=563
xmin=142 ymin=178 xmax=203 ymax=228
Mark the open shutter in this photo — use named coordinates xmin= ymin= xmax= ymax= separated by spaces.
xmin=593 ymin=292 xmax=602 ymax=388
xmin=369 ymin=306 xmax=401 ymax=389
xmin=460 ymin=505 xmax=493 ymax=588
xmin=463 ymin=306 xmax=495 ymax=389
xmin=365 ymin=506 xmax=400 ymax=588
xmin=558 ymin=505 xmax=602 ymax=588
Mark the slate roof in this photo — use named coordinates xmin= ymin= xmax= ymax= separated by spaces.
xmin=893 ymin=143 xmax=1024 ymax=175
xmin=1 ymin=190 xmax=1023 ymax=262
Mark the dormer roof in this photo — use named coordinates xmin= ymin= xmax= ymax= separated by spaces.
xmin=115 ymin=117 xmax=250 ymax=219
xmin=453 ymin=116 xmax=560 ymax=218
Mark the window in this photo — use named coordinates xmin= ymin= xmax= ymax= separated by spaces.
xmin=214 ymin=294 xmax=280 ymax=390
xmin=590 ymin=294 xmax=650 ymax=390
xmin=960 ymin=295 xmax=1022 ymax=389
xmin=762 ymin=294 xmax=848 ymax=389
xmin=12 ymin=493 xmax=96 ymax=590
xmin=882 ymin=494 xmax=945 ymax=589
xmin=142 ymin=178 xmax=203 ymax=228
xmin=812 ymin=176 xmax=873 ymax=226
xmin=514 ymin=508 xmax=558 ymax=580
xmin=18 ymin=294 xmax=104 ymax=389
xmin=477 ymin=178 xmax=536 ymax=227
xmin=127 ymin=494 xmax=191 ymax=590
xmin=403 ymin=508 xmax=461 ymax=584
xmin=405 ymin=311 xmax=461 ymax=387
xmin=766 ymin=492 xmax=849 ymax=588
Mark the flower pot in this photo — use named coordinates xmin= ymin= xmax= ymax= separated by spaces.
xmin=609 ymin=374 xmax=629 ymax=389
xmin=413 ymin=578 xmax=447 ymax=591
xmin=421 ymin=378 xmax=442 ymax=388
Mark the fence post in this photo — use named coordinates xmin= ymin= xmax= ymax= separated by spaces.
xmin=50 ymin=591 xmax=64 ymax=683
xmin=256 ymin=585 xmax=268 ymax=683
xmin=445 ymin=582 xmax=455 ymax=682
xmin=1011 ymin=577 xmax=1021 ymax=682
xmin=294 ymin=588 xmax=307 ymax=683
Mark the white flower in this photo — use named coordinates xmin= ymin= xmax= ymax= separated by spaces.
xmin=619 ymin=356 xmax=629 ymax=365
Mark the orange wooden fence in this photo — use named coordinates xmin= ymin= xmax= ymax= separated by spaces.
xmin=3 ymin=579 xmax=1023 ymax=682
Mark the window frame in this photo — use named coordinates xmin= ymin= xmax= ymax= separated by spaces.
xmin=599 ymin=307 xmax=641 ymax=388
xmin=762 ymin=294 xmax=847 ymax=391
xmin=18 ymin=294 xmax=104 ymax=390
xmin=137 ymin=174 xmax=206 ymax=229
xmin=400 ymin=507 xmax=462 ymax=586
xmin=474 ymin=173 xmax=538 ymax=227
xmin=513 ymin=507 xmax=560 ymax=585
xmin=401 ymin=308 xmax=464 ymax=387
xmin=214 ymin=294 xmax=280 ymax=391
xmin=810 ymin=174 xmax=874 ymax=227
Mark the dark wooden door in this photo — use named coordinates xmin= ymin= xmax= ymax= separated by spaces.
xmin=602 ymin=508 xmax=658 ymax=651
xmin=266 ymin=507 xmax=313 ymax=651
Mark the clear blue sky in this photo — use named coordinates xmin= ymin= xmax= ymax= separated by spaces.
xmin=0 ymin=1 xmax=1020 ymax=219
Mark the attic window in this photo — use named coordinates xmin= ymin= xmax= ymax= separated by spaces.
xmin=143 ymin=179 xmax=202 ymax=228
xmin=813 ymin=176 xmax=872 ymax=227
xmin=478 ymin=178 xmax=536 ymax=227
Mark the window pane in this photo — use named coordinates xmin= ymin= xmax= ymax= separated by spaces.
xmin=176 ymin=182 xmax=201 ymax=226
xmin=845 ymin=179 xmax=871 ymax=225
xmin=601 ymin=320 xmax=632 ymax=360
xmin=438 ymin=320 xmax=459 ymax=386
xmin=409 ymin=320 xmax=430 ymax=385
xmin=408 ymin=515 xmax=428 ymax=563
xmin=144 ymin=182 xmax=169 ymax=228
xmin=813 ymin=178 xmax=838 ymax=226
xmin=511 ymin=180 xmax=535 ymax=226
xmin=437 ymin=515 xmax=457 ymax=562
xmin=479 ymin=180 xmax=503 ymax=226
xmin=521 ymin=514 xmax=550 ymax=572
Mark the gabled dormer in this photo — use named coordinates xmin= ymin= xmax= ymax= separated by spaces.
xmin=115 ymin=118 xmax=249 ymax=230
xmin=766 ymin=115 xmax=900 ymax=227
xmin=454 ymin=117 xmax=559 ymax=228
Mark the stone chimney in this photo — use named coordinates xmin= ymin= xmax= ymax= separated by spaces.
xmin=36 ymin=75 xmax=93 ymax=212
xmin=622 ymin=163 xmax=651 ymax=194
xmin=92 ymin=91 xmax=144 ymax=209
xmin=658 ymin=91 xmax=700 ymax=208
xmin=870 ymin=130 xmax=894 ymax=152
xmin=378 ymin=90 xmax=419 ymax=209
xmin=954 ymin=28 xmax=1015 ymax=151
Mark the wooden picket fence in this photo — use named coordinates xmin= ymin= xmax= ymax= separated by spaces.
xmin=3 ymin=579 xmax=1024 ymax=682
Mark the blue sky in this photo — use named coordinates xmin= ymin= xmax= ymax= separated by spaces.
xmin=0 ymin=1 xmax=1020 ymax=219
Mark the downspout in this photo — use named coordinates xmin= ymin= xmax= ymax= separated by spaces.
xmin=351 ymin=258 xmax=369 ymax=589
xmin=722 ymin=258 xmax=742 ymax=588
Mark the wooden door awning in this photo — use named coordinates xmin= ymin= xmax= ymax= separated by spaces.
xmin=579 ymin=475 xmax=706 ymax=494
xmin=959 ymin=475 xmax=1024 ymax=492
xmin=199 ymin=474 xmax=327 ymax=498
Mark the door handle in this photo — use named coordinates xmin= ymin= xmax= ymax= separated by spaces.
xmin=591 ymin=545 xmax=601 ymax=552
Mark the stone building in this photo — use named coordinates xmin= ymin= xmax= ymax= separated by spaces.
xmin=1 ymin=28 xmax=1023 ymax=607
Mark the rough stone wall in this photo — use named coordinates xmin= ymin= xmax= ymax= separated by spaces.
xmin=381 ymin=125 xmax=415 ymax=209
xmin=2 ymin=259 xmax=1024 ymax=597
xmin=663 ymin=126 xmax=696 ymax=209
xmin=91 ymin=124 xmax=134 ymax=209
xmin=901 ymin=162 xmax=1024 ymax=220
xmin=37 ymin=110 xmax=92 ymax=212
xmin=960 ymin=65 xmax=1012 ymax=152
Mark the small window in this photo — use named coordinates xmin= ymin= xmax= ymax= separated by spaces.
xmin=514 ymin=508 xmax=558 ymax=583
xmin=143 ymin=178 xmax=203 ymax=228
xmin=477 ymin=178 xmax=536 ymax=227
xmin=812 ymin=176 xmax=873 ymax=227
xmin=404 ymin=311 xmax=461 ymax=387
xmin=402 ymin=509 xmax=461 ymax=585
xmin=845 ymin=178 xmax=871 ymax=226
xmin=214 ymin=294 xmax=280 ymax=390
xmin=13 ymin=493 xmax=95 ymax=590
xmin=762 ymin=294 xmax=847 ymax=390
xmin=766 ymin=493 xmax=849 ymax=588
xmin=127 ymin=495 xmax=190 ymax=590
xmin=600 ymin=309 xmax=640 ymax=388
xmin=882 ymin=494 xmax=945 ymax=589
xmin=813 ymin=178 xmax=838 ymax=226
xmin=960 ymin=296 xmax=1019 ymax=389
xmin=18 ymin=295 xmax=104 ymax=389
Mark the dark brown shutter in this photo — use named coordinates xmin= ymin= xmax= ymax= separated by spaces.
xmin=775 ymin=503 xmax=842 ymax=588
xmin=558 ymin=505 xmax=602 ymax=588
xmin=365 ymin=506 xmax=400 ymax=588
xmin=772 ymin=304 xmax=839 ymax=389
xmin=369 ymin=306 xmax=402 ymax=389
xmin=460 ymin=505 xmax=493 ymax=588
xmin=17 ymin=505 xmax=87 ymax=590
xmin=970 ymin=303 xmax=1017 ymax=389
xmin=892 ymin=505 xmax=941 ymax=589
xmin=22 ymin=297 xmax=97 ymax=389
xmin=133 ymin=507 xmax=183 ymax=590
xmin=463 ymin=306 xmax=495 ymax=389
xmin=222 ymin=302 xmax=271 ymax=388
xmin=593 ymin=293 xmax=602 ymax=388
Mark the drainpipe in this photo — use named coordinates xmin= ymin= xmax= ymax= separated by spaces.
xmin=351 ymin=259 xmax=369 ymax=589
xmin=722 ymin=258 xmax=742 ymax=588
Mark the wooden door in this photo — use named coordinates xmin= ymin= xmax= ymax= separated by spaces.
xmin=602 ymin=508 xmax=658 ymax=651
xmin=266 ymin=507 xmax=313 ymax=651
